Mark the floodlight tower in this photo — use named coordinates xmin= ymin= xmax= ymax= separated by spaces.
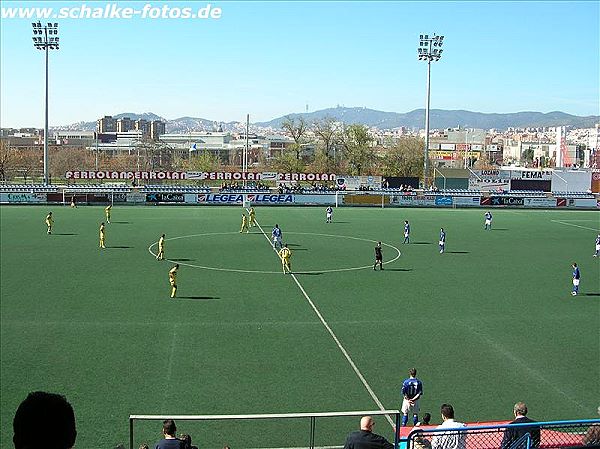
xmin=32 ymin=21 xmax=60 ymax=185
xmin=418 ymin=33 xmax=444 ymax=188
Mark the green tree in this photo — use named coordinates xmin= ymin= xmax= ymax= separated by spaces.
xmin=186 ymin=151 xmax=221 ymax=172
xmin=339 ymin=124 xmax=375 ymax=175
xmin=522 ymin=148 xmax=535 ymax=166
xmin=272 ymin=152 xmax=306 ymax=174
xmin=381 ymin=137 xmax=425 ymax=177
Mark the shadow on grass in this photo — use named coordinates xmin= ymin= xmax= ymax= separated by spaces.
xmin=110 ymin=221 xmax=131 ymax=224
xmin=171 ymin=258 xmax=195 ymax=261
xmin=108 ymin=246 xmax=132 ymax=249
xmin=492 ymin=228 xmax=509 ymax=231
xmin=411 ymin=242 xmax=432 ymax=245
xmin=383 ymin=268 xmax=413 ymax=272
xmin=53 ymin=233 xmax=78 ymax=236
xmin=447 ymin=251 xmax=469 ymax=254
xmin=293 ymin=272 xmax=323 ymax=276
xmin=583 ymin=293 xmax=600 ymax=297
xmin=328 ymin=221 xmax=350 ymax=224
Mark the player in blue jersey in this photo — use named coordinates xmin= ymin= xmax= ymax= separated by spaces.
xmin=401 ymin=368 xmax=423 ymax=426
xmin=484 ymin=211 xmax=493 ymax=230
xmin=439 ymin=228 xmax=446 ymax=253
xmin=326 ymin=206 xmax=333 ymax=223
xmin=403 ymin=220 xmax=410 ymax=244
xmin=571 ymin=262 xmax=580 ymax=296
xmin=272 ymin=224 xmax=282 ymax=249
xmin=594 ymin=234 xmax=600 ymax=257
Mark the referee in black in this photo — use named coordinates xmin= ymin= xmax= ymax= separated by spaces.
xmin=374 ymin=242 xmax=383 ymax=270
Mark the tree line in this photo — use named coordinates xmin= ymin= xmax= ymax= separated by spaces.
xmin=0 ymin=117 xmax=437 ymax=182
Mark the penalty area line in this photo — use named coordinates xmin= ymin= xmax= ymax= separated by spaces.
xmin=252 ymin=215 xmax=394 ymax=429
xmin=550 ymin=220 xmax=600 ymax=232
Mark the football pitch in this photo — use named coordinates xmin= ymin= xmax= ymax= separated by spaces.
xmin=1 ymin=205 xmax=599 ymax=448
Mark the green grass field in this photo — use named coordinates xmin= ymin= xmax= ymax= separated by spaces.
xmin=1 ymin=205 xmax=599 ymax=448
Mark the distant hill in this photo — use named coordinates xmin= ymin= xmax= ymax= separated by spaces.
xmin=254 ymin=107 xmax=600 ymax=130
xmin=52 ymin=107 xmax=599 ymax=132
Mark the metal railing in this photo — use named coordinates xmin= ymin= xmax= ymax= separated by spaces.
xmin=405 ymin=419 xmax=600 ymax=449
xmin=129 ymin=409 xmax=401 ymax=449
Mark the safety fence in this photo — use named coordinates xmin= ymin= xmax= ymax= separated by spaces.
xmin=129 ymin=410 xmax=401 ymax=449
xmin=1 ymin=188 xmax=598 ymax=209
xmin=404 ymin=419 xmax=600 ymax=449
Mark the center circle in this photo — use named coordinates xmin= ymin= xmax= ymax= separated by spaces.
xmin=148 ymin=232 xmax=401 ymax=274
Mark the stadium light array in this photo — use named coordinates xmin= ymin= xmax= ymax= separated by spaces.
xmin=417 ymin=33 xmax=444 ymax=188
xmin=31 ymin=21 xmax=60 ymax=185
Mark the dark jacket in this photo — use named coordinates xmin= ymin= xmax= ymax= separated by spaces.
xmin=501 ymin=416 xmax=541 ymax=449
xmin=343 ymin=429 xmax=394 ymax=449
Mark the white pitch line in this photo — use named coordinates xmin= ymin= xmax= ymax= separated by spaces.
xmin=147 ymin=233 xmax=401 ymax=274
xmin=162 ymin=324 xmax=178 ymax=407
xmin=253 ymin=217 xmax=395 ymax=428
xmin=550 ymin=220 xmax=600 ymax=232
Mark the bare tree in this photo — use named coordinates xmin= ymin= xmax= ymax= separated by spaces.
xmin=281 ymin=116 xmax=308 ymax=160
xmin=339 ymin=124 xmax=375 ymax=175
xmin=381 ymin=137 xmax=425 ymax=177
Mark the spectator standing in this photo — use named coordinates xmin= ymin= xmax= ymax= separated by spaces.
xmin=155 ymin=419 xmax=184 ymax=449
xmin=501 ymin=402 xmax=540 ymax=449
xmin=343 ymin=416 xmax=394 ymax=449
xmin=13 ymin=391 xmax=77 ymax=449
xmin=401 ymin=368 xmax=423 ymax=426
xmin=430 ymin=404 xmax=466 ymax=449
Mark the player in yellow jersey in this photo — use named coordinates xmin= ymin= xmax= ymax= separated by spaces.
xmin=105 ymin=204 xmax=112 ymax=223
xmin=99 ymin=222 xmax=106 ymax=249
xmin=278 ymin=244 xmax=292 ymax=274
xmin=45 ymin=212 xmax=53 ymax=234
xmin=169 ymin=264 xmax=179 ymax=298
xmin=157 ymin=234 xmax=165 ymax=260
xmin=239 ymin=213 xmax=249 ymax=233
xmin=248 ymin=207 xmax=256 ymax=227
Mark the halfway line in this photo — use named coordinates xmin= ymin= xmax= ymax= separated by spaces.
xmin=252 ymin=215 xmax=394 ymax=428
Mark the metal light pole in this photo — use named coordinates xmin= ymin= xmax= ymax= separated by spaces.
xmin=32 ymin=21 xmax=59 ymax=185
xmin=418 ymin=33 xmax=444 ymax=188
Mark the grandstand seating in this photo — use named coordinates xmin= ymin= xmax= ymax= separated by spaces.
xmin=0 ymin=184 xmax=59 ymax=193
xmin=141 ymin=185 xmax=210 ymax=193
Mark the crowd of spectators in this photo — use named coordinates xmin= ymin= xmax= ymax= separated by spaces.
xmin=219 ymin=181 xmax=269 ymax=192
xmin=277 ymin=182 xmax=343 ymax=194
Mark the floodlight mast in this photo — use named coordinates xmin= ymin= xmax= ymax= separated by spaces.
xmin=417 ymin=33 xmax=444 ymax=189
xmin=32 ymin=21 xmax=60 ymax=185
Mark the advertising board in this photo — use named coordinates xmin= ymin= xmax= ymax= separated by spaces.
xmin=490 ymin=196 xmax=525 ymax=206
xmin=523 ymin=198 xmax=558 ymax=208
xmin=196 ymin=193 xmax=295 ymax=204
xmin=146 ymin=193 xmax=185 ymax=203
xmin=453 ymin=196 xmax=481 ymax=206
xmin=0 ymin=193 xmax=47 ymax=203
xmin=434 ymin=196 xmax=453 ymax=206
xmin=392 ymin=195 xmax=436 ymax=206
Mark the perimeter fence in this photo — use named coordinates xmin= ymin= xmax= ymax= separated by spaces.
xmin=405 ymin=419 xmax=600 ymax=449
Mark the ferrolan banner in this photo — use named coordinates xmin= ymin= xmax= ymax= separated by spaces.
xmin=66 ymin=171 xmax=186 ymax=180
xmin=186 ymin=172 xmax=336 ymax=182
xmin=0 ymin=193 xmax=46 ymax=203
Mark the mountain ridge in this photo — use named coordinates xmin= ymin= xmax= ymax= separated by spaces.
xmin=50 ymin=107 xmax=599 ymax=132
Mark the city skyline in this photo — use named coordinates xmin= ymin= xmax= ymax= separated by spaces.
xmin=1 ymin=0 xmax=599 ymax=128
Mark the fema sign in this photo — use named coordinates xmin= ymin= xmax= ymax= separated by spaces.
xmin=197 ymin=194 xmax=294 ymax=204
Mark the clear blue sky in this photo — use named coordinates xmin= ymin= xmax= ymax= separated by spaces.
xmin=1 ymin=0 xmax=598 ymax=127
